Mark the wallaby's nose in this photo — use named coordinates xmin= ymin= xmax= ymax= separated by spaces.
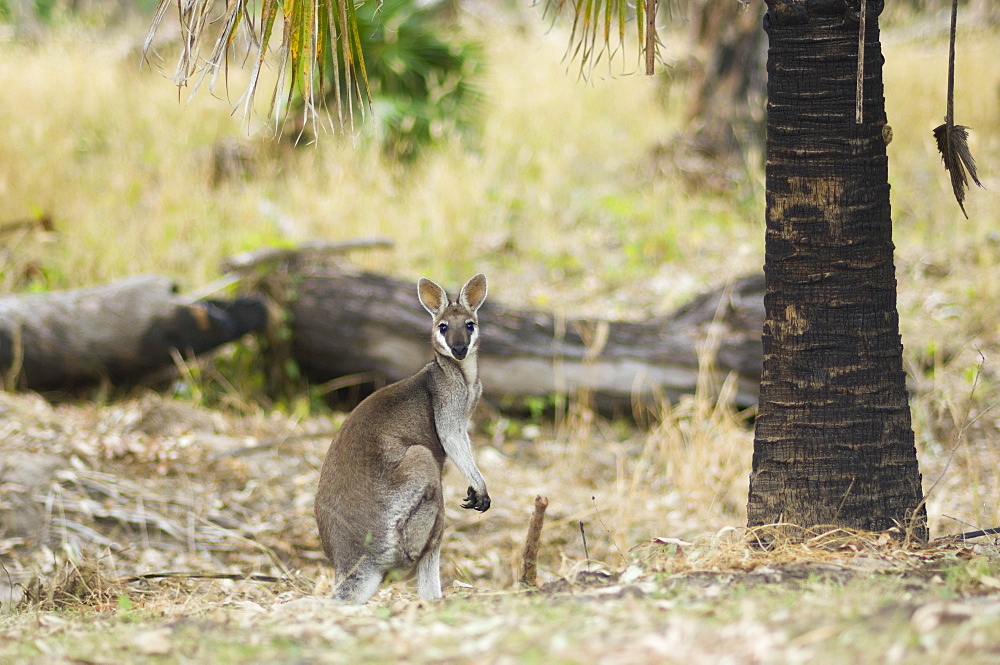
xmin=451 ymin=343 xmax=468 ymax=360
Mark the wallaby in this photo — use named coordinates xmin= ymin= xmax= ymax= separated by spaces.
xmin=314 ymin=274 xmax=491 ymax=604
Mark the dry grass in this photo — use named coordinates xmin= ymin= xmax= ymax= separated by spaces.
xmin=1 ymin=7 xmax=1000 ymax=664
xmin=0 ymin=12 xmax=762 ymax=312
xmin=882 ymin=21 xmax=1000 ymax=536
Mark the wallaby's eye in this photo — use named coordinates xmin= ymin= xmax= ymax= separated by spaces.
xmin=438 ymin=323 xmax=449 ymax=334
xmin=466 ymin=321 xmax=476 ymax=332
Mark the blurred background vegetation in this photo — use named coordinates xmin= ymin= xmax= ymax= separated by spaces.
xmin=0 ymin=0 xmax=998 ymax=566
xmin=0 ymin=0 xmax=997 ymax=389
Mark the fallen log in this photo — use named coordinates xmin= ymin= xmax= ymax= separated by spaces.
xmin=0 ymin=275 xmax=267 ymax=391
xmin=282 ymin=267 xmax=764 ymax=412
xmin=0 ymin=255 xmax=764 ymax=409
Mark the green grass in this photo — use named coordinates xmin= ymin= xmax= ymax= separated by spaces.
xmin=4 ymin=561 xmax=1000 ymax=665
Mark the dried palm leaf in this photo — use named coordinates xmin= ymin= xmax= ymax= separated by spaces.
xmin=934 ymin=0 xmax=984 ymax=218
xmin=933 ymin=122 xmax=982 ymax=218
xmin=142 ymin=0 xmax=370 ymax=133
xmin=542 ymin=0 xmax=665 ymax=78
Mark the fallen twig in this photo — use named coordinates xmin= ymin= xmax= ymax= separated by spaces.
xmin=123 ymin=571 xmax=293 ymax=584
xmin=934 ymin=526 xmax=1000 ymax=543
xmin=220 ymin=238 xmax=394 ymax=273
xmin=0 ymin=214 xmax=54 ymax=238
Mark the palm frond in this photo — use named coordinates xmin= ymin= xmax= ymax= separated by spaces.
xmin=292 ymin=0 xmax=482 ymax=160
xmin=142 ymin=0 xmax=371 ymax=131
xmin=934 ymin=0 xmax=984 ymax=218
xmin=933 ymin=122 xmax=982 ymax=219
xmin=542 ymin=0 xmax=664 ymax=77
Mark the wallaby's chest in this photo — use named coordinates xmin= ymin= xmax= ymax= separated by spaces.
xmin=465 ymin=380 xmax=481 ymax=418
xmin=428 ymin=375 xmax=476 ymax=434
xmin=435 ymin=381 xmax=476 ymax=418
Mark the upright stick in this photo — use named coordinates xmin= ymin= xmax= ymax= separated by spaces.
xmin=520 ymin=495 xmax=550 ymax=586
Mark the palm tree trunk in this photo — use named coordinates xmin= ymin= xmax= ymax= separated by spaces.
xmin=747 ymin=1 xmax=927 ymax=540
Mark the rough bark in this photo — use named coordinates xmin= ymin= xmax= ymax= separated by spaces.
xmin=284 ymin=268 xmax=765 ymax=414
xmin=747 ymin=1 xmax=928 ymax=539
xmin=0 ymin=275 xmax=267 ymax=392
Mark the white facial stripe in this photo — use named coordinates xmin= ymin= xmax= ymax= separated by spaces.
xmin=433 ymin=314 xmax=479 ymax=360
xmin=434 ymin=328 xmax=453 ymax=357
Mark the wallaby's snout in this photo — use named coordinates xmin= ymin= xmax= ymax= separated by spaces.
xmin=314 ymin=273 xmax=490 ymax=605
xmin=447 ymin=326 xmax=472 ymax=360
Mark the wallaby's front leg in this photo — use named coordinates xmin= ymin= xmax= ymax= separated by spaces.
xmin=462 ymin=485 xmax=490 ymax=512
xmin=440 ymin=429 xmax=490 ymax=512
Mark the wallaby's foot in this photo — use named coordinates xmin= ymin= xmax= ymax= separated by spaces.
xmin=462 ymin=486 xmax=491 ymax=512
xmin=416 ymin=545 xmax=443 ymax=601
xmin=331 ymin=566 xmax=382 ymax=605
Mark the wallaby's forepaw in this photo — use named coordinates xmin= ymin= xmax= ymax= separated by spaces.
xmin=462 ymin=486 xmax=491 ymax=512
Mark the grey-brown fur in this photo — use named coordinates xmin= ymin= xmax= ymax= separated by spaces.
xmin=314 ymin=274 xmax=490 ymax=604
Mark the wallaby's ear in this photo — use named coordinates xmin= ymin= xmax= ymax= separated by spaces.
xmin=418 ymin=278 xmax=448 ymax=316
xmin=459 ymin=274 xmax=488 ymax=312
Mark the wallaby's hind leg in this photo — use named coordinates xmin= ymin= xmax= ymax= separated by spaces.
xmin=332 ymin=559 xmax=383 ymax=605
xmin=393 ymin=446 xmax=445 ymax=600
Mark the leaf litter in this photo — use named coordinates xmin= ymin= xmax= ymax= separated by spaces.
xmin=1 ymin=388 xmax=1000 ymax=663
